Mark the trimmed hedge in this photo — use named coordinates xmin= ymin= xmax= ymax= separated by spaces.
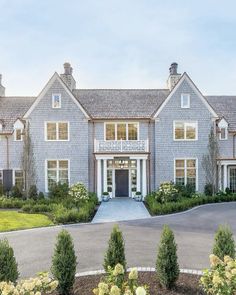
xmin=145 ymin=193 xmax=236 ymax=215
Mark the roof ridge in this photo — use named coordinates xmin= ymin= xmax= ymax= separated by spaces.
xmin=73 ymin=88 xmax=169 ymax=91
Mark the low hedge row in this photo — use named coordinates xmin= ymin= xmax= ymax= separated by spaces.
xmin=145 ymin=193 xmax=236 ymax=215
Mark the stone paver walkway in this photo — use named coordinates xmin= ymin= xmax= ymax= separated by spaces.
xmin=92 ymin=198 xmax=151 ymax=223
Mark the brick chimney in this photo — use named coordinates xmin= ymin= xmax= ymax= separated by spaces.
xmin=0 ymin=74 xmax=5 ymax=96
xmin=60 ymin=62 xmax=76 ymax=91
xmin=167 ymin=62 xmax=181 ymax=90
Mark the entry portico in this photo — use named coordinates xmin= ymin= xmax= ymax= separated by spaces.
xmin=218 ymin=160 xmax=236 ymax=192
xmin=96 ymin=154 xmax=148 ymax=200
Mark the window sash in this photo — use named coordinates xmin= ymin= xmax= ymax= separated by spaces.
xmin=105 ymin=123 xmax=138 ymax=141
xmin=175 ymin=159 xmax=196 ymax=188
xmin=47 ymin=160 xmax=69 ymax=190
xmin=15 ymin=129 xmax=23 ymax=141
xmin=46 ymin=122 xmax=69 ymax=141
xmin=220 ymin=128 xmax=227 ymax=140
xmin=181 ymin=94 xmax=190 ymax=108
xmin=174 ymin=122 xmax=197 ymax=140
xmin=14 ymin=170 xmax=24 ymax=190
xmin=52 ymin=94 xmax=61 ymax=108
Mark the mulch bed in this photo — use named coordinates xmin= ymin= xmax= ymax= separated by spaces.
xmin=72 ymin=272 xmax=205 ymax=295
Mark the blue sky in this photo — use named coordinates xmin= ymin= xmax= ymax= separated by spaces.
xmin=0 ymin=0 xmax=236 ymax=95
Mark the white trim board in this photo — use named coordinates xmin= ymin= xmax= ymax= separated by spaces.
xmin=23 ymin=72 xmax=90 ymax=119
xmin=154 ymin=72 xmax=218 ymax=118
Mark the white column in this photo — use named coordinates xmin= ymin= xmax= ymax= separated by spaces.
xmin=137 ymin=159 xmax=141 ymax=192
xmin=103 ymin=159 xmax=107 ymax=193
xmin=223 ymin=164 xmax=228 ymax=191
xmin=97 ymin=159 xmax=102 ymax=200
xmin=142 ymin=159 xmax=147 ymax=198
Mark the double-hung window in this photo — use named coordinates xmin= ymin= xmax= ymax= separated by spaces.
xmin=52 ymin=94 xmax=61 ymax=108
xmin=46 ymin=160 xmax=69 ymax=191
xmin=175 ymin=159 xmax=197 ymax=189
xmin=174 ymin=121 xmax=197 ymax=140
xmin=14 ymin=129 xmax=23 ymax=141
xmin=181 ymin=94 xmax=190 ymax=108
xmin=219 ymin=127 xmax=227 ymax=140
xmin=14 ymin=170 xmax=24 ymax=190
xmin=105 ymin=123 xmax=138 ymax=140
xmin=45 ymin=122 xmax=69 ymax=141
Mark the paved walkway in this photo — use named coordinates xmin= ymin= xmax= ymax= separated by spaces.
xmin=1 ymin=202 xmax=236 ymax=278
xmin=92 ymin=198 xmax=151 ymax=223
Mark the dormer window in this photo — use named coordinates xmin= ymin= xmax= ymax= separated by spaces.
xmin=15 ymin=129 xmax=23 ymax=141
xmin=220 ymin=127 xmax=227 ymax=140
xmin=52 ymin=94 xmax=61 ymax=109
xmin=181 ymin=94 xmax=190 ymax=108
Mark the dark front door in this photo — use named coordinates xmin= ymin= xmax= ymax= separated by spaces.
xmin=115 ymin=170 xmax=129 ymax=197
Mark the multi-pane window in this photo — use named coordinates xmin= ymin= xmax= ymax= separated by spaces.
xmin=181 ymin=94 xmax=190 ymax=108
xmin=15 ymin=129 xmax=23 ymax=141
xmin=52 ymin=94 xmax=61 ymax=108
xmin=175 ymin=159 xmax=197 ymax=189
xmin=47 ymin=160 xmax=69 ymax=191
xmin=174 ymin=121 xmax=197 ymax=140
xmin=46 ymin=122 xmax=69 ymax=141
xmin=105 ymin=123 xmax=138 ymax=140
xmin=14 ymin=170 xmax=24 ymax=189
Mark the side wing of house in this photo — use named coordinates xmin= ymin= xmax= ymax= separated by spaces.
xmin=154 ymin=73 xmax=218 ymax=192
xmin=24 ymin=73 xmax=90 ymax=193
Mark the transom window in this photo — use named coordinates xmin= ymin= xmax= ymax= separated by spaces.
xmin=105 ymin=123 xmax=138 ymax=140
xmin=181 ymin=94 xmax=190 ymax=108
xmin=175 ymin=159 xmax=197 ymax=189
xmin=52 ymin=94 xmax=61 ymax=108
xmin=47 ymin=160 xmax=69 ymax=191
xmin=45 ymin=122 xmax=69 ymax=141
xmin=14 ymin=129 xmax=23 ymax=141
xmin=174 ymin=121 xmax=197 ymax=140
xmin=14 ymin=170 xmax=24 ymax=190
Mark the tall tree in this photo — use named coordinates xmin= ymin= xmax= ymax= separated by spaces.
xmin=21 ymin=122 xmax=36 ymax=197
xmin=202 ymin=126 xmax=220 ymax=195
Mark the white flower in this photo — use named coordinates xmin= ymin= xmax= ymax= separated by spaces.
xmin=135 ymin=286 xmax=146 ymax=295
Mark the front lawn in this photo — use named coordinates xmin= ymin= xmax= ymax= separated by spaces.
xmin=0 ymin=211 xmax=53 ymax=232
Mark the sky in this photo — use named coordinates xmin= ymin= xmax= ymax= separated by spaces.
xmin=0 ymin=0 xmax=236 ymax=96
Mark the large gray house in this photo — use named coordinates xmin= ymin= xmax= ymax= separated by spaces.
xmin=0 ymin=63 xmax=235 ymax=199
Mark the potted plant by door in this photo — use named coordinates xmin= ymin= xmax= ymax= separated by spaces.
xmin=131 ymin=187 xmax=136 ymax=198
xmin=102 ymin=191 xmax=110 ymax=202
xmin=134 ymin=191 xmax=142 ymax=201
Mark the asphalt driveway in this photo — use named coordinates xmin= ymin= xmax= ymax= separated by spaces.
xmin=1 ymin=202 xmax=236 ymax=278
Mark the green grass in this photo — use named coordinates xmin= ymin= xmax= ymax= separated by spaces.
xmin=0 ymin=211 xmax=54 ymax=232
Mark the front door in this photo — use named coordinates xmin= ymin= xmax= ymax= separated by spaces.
xmin=115 ymin=170 xmax=129 ymax=197
xmin=229 ymin=167 xmax=236 ymax=193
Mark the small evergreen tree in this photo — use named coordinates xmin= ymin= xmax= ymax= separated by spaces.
xmin=213 ymin=224 xmax=235 ymax=259
xmin=0 ymin=239 xmax=19 ymax=283
xmin=104 ymin=225 xmax=126 ymax=272
xmin=156 ymin=225 xmax=179 ymax=289
xmin=51 ymin=230 xmax=77 ymax=295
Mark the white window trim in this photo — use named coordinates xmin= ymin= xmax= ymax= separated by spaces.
xmin=14 ymin=129 xmax=23 ymax=141
xmin=13 ymin=169 xmax=25 ymax=190
xmin=174 ymin=157 xmax=198 ymax=191
xmin=219 ymin=127 xmax=228 ymax=140
xmin=44 ymin=121 xmax=70 ymax=141
xmin=173 ymin=120 xmax=198 ymax=141
xmin=52 ymin=93 xmax=61 ymax=109
xmin=181 ymin=93 xmax=190 ymax=108
xmin=104 ymin=122 xmax=140 ymax=141
xmin=45 ymin=159 xmax=70 ymax=193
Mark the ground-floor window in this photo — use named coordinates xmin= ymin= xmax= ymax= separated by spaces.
xmin=14 ymin=170 xmax=24 ymax=189
xmin=229 ymin=167 xmax=236 ymax=193
xmin=47 ymin=160 xmax=69 ymax=191
xmin=175 ymin=159 xmax=197 ymax=188
xmin=0 ymin=170 xmax=3 ymax=186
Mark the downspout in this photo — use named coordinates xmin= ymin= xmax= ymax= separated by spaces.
xmin=148 ymin=120 xmax=151 ymax=193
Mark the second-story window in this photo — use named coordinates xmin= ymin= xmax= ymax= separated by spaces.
xmin=14 ymin=129 xmax=23 ymax=141
xmin=105 ymin=123 xmax=138 ymax=140
xmin=52 ymin=94 xmax=61 ymax=108
xmin=46 ymin=122 xmax=69 ymax=141
xmin=181 ymin=94 xmax=190 ymax=108
xmin=174 ymin=121 xmax=198 ymax=140
xmin=219 ymin=127 xmax=227 ymax=140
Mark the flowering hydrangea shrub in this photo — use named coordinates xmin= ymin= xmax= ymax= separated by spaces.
xmin=68 ymin=183 xmax=89 ymax=203
xmin=200 ymin=254 xmax=236 ymax=294
xmin=155 ymin=182 xmax=179 ymax=203
xmin=93 ymin=263 xmax=149 ymax=295
xmin=0 ymin=272 xmax=58 ymax=295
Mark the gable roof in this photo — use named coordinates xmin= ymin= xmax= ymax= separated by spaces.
xmin=153 ymin=72 xmax=218 ymax=118
xmin=206 ymin=96 xmax=236 ymax=131
xmin=0 ymin=96 xmax=36 ymax=133
xmin=24 ymin=72 xmax=90 ymax=119
xmin=73 ymin=89 xmax=170 ymax=119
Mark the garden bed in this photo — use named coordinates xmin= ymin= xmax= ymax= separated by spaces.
xmin=68 ymin=273 xmax=204 ymax=295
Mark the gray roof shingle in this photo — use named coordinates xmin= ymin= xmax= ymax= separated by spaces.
xmin=0 ymin=96 xmax=36 ymax=132
xmin=72 ymin=89 xmax=170 ymax=119
xmin=205 ymin=96 xmax=236 ymax=131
